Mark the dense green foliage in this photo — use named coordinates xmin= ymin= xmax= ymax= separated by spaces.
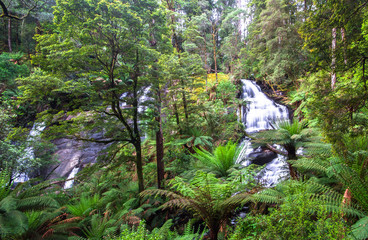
xmin=1 ymin=0 xmax=368 ymax=239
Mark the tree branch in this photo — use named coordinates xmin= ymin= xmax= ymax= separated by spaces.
xmin=0 ymin=0 xmax=38 ymax=20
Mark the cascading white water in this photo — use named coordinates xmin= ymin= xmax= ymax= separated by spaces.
xmin=238 ymin=80 xmax=289 ymax=186
xmin=64 ymin=167 xmax=79 ymax=189
xmin=15 ymin=122 xmax=46 ymax=183
xmin=242 ymin=80 xmax=289 ymax=132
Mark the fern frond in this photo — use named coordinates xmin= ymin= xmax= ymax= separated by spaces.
xmin=330 ymin=162 xmax=368 ymax=212
xmin=291 ymin=158 xmax=330 ymax=175
xmin=251 ymin=188 xmax=285 ymax=204
xmin=140 ymin=189 xmax=184 ymax=201
xmin=17 ymin=196 xmax=59 ymax=211
xmin=0 ymin=170 xmax=11 ymax=201
xmin=351 ymin=216 xmax=368 ymax=240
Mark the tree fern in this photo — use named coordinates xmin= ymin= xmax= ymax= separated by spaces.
xmin=66 ymin=194 xmax=101 ymax=217
xmin=141 ymin=171 xmax=256 ymax=240
xmin=192 ymin=141 xmax=241 ymax=177
xmin=0 ymin=170 xmax=11 ymax=201
xmin=81 ymin=214 xmax=118 ymax=239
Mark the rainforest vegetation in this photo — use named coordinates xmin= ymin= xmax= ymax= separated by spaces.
xmin=1 ymin=0 xmax=368 ymax=239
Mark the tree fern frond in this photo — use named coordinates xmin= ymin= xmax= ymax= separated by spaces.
xmin=140 ymin=189 xmax=184 ymax=201
xmin=17 ymin=196 xmax=59 ymax=211
xmin=220 ymin=192 xmax=251 ymax=208
xmin=291 ymin=158 xmax=330 ymax=175
xmin=251 ymin=188 xmax=285 ymax=204
xmin=329 ymin=162 xmax=368 ymax=212
xmin=0 ymin=170 xmax=11 ymax=201
xmin=351 ymin=216 xmax=368 ymax=240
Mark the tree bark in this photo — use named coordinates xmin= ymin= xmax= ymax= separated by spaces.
xmin=173 ymin=101 xmax=180 ymax=127
xmin=135 ymin=141 xmax=144 ymax=193
xmin=212 ymin=23 xmax=218 ymax=83
xmin=133 ymin=51 xmax=144 ymax=193
xmin=341 ymin=27 xmax=347 ymax=65
xmin=286 ymin=144 xmax=297 ymax=179
xmin=182 ymin=87 xmax=189 ymax=121
xmin=156 ymin=88 xmax=164 ymax=189
xmin=209 ymin=224 xmax=220 ymax=240
xmin=7 ymin=18 xmax=12 ymax=52
xmin=331 ymin=27 xmax=337 ymax=90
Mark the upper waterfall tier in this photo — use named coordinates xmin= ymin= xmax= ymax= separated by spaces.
xmin=241 ymin=80 xmax=289 ymax=132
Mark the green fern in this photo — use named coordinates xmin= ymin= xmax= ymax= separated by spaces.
xmin=81 ymin=214 xmax=118 ymax=239
xmin=141 ymin=171 xmax=256 ymax=240
xmin=192 ymin=141 xmax=240 ymax=177
xmin=0 ymin=170 xmax=11 ymax=201
xmin=291 ymin=158 xmax=330 ymax=176
xmin=67 ymin=194 xmax=101 ymax=217
xmin=351 ymin=216 xmax=368 ymax=240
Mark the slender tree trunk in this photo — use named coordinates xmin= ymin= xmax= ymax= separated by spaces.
xmin=133 ymin=51 xmax=144 ymax=193
xmin=8 ymin=18 xmax=12 ymax=52
xmin=331 ymin=27 xmax=337 ymax=90
xmin=135 ymin=141 xmax=144 ymax=193
xmin=212 ymin=24 xmax=218 ymax=83
xmin=341 ymin=27 xmax=347 ymax=65
xmin=15 ymin=19 xmax=19 ymax=46
xmin=181 ymin=80 xmax=189 ymax=122
xmin=156 ymin=88 xmax=164 ymax=189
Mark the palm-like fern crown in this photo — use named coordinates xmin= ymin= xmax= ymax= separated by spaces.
xmin=192 ymin=141 xmax=241 ymax=177
xmin=140 ymin=170 xmax=257 ymax=235
xmin=173 ymin=127 xmax=213 ymax=149
xmin=0 ymin=177 xmax=61 ymax=239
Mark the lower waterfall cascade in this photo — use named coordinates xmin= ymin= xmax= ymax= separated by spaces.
xmin=238 ymin=79 xmax=290 ymax=186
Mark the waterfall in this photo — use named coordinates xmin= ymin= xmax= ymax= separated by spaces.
xmin=15 ymin=122 xmax=46 ymax=183
xmin=238 ymin=79 xmax=289 ymax=186
xmin=64 ymin=167 xmax=79 ymax=189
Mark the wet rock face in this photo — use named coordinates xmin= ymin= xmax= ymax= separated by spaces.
xmin=47 ymin=133 xmax=106 ymax=179
xmin=248 ymin=147 xmax=277 ymax=166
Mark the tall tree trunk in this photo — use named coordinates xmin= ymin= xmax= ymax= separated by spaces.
xmin=156 ymin=88 xmax=164 ymax=189
xmin=133 ymin=51 xmax=144 ymax=193
xmin=331 ymin=27 xmax=337 ymax=89
xmin=181 ymin=80 xmax=189 ymax=122
xmin=8 ymin=18 xmax=12 ymax=52
xmin=212 ymin=24 xmax=218 ymax=83
xmin=341 ymin=27 xmax=347 ymax=65
xmin=135 ymin=141 xmax=144 ymax=193
xmin=15 ymin=19 xmax=19 ymax=46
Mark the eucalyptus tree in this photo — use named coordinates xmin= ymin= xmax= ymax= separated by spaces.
xmin=244 ymin=0 xmax=307 ymax=88
xmin=24 ymin=0 xmax=171 ymax=192
xmin=297 ymin=0 xmax=368 ymax=144
xmin=159 ymin=52 xmax=205 ymax=130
